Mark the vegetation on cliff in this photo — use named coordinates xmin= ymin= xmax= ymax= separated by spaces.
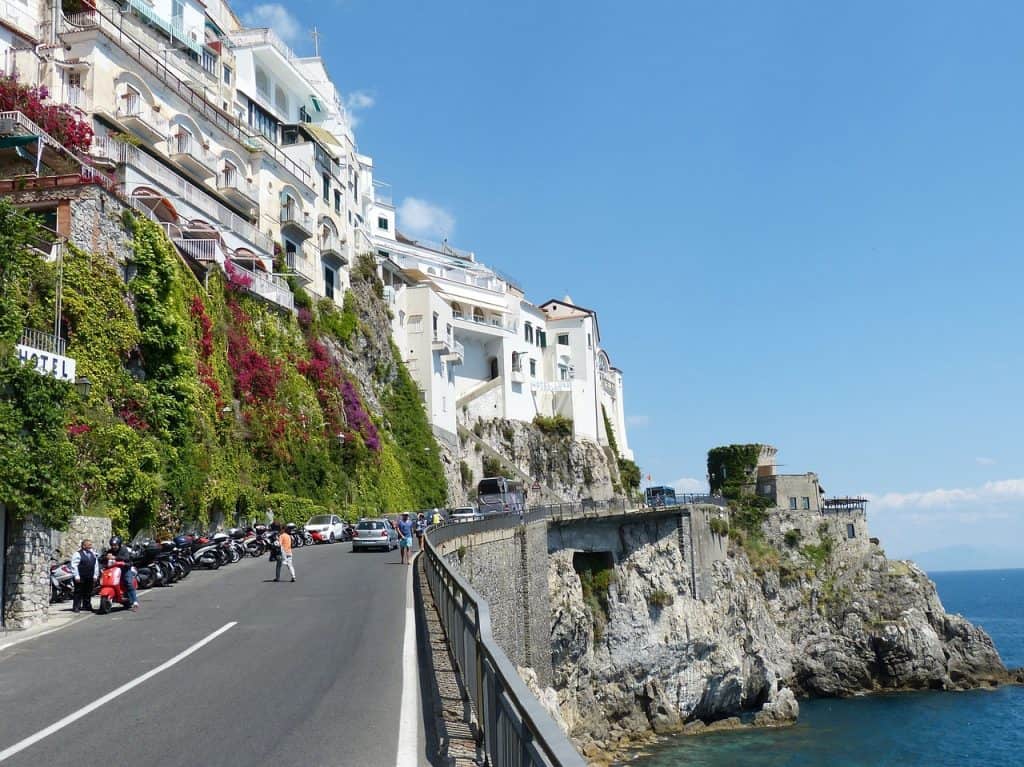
xmin=0 ymin=199 xmax=446 ymax=534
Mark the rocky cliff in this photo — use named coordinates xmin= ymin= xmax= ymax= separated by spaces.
xmin=544 ymin=512 xmax=1009 ymax=762
xmin=452 ymin=417 xmax=618 ymax=506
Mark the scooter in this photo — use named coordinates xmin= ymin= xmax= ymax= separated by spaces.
xmin=49 ymin=553 xmax=75 ymax=603
xmin=97 ymin=560 xmax=133 ymax=614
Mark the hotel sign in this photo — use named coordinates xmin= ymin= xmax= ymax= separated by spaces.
xmin=16 ymin=344 xmax=77 ymax=382
xmin=531 ymin=381 xmax=572 ymax=393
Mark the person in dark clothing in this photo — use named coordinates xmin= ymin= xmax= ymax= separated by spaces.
xmin=70 ymin=539 xmax=99 ymax=613
xmin=103 ymin=536 xmax=139 ymax=611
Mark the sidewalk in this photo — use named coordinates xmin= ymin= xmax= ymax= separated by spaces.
xmin=0 ymin=606 xmax=88 ymax=652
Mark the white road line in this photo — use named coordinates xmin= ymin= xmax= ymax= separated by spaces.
xmin=0 ymin=617 xmax=84 ymax=653
xmin=0 ymin=621 xmax=237 ymax=763
xmin=396 ymin=554 xmax=420 ymax=767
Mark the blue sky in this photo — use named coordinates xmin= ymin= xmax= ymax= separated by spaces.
xmin=240 ymin=1 xmax=1024 ymax=560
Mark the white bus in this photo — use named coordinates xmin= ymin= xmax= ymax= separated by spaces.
xmin=477 ymin=477 xmax=526 ymax=515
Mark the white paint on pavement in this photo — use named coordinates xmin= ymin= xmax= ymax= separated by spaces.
xmin=0 ymin=622 xmax=237 ymax=763
xmin=396 ymin=553 xmax=420 ymax=767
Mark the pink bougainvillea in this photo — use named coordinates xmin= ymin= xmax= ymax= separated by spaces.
xmin=67 ymin=423 xmax=92 ymax=436
xmin=224 ymin=260 xmax=253 ymax=293
xmin=0 ymin=76 xmax=94 ymax=154
xmin=341 ymin=377 xmax=380 ymax=452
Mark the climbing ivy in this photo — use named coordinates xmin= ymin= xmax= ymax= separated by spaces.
xmin=707 ymin=444 xmax=762 ymax=498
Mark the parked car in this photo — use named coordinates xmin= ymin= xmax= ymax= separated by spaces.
xmin=449 ymin=506 xmax=480 ymax=522
xmin=305 ymin=514 xmax=348 ymax=544
xmin=351 ymin=519 xmax=399 ymax=552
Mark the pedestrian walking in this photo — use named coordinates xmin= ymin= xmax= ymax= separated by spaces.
xmin=274 ymin=523 xmax=296 ymax=582
xmin=70 ymin=539 xmax=99 ymax=613
xmin=414 ymin=512 xmax=427 ymax=551
xmin=431 ymin=508 xmax=442 ymax=526
xmin=397 ymin=512 xmax=415 ymax=564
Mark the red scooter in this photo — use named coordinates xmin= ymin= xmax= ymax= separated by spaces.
xmin=97 ymin=559 xmax=133 ymax=614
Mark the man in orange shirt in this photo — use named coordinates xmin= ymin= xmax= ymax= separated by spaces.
xmin=274 ymin=523 xmax=296 ymax=582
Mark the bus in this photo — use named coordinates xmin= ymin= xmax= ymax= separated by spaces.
xmin=645 ymin=486 xmax=677 ymax=508
xmin=477 ymin=477 xmax=526 ymax=515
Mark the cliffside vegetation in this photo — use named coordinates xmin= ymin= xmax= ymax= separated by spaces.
xmin=601 ymin=404 xmax=640 ymax=495
xmin=0 ymin=199 xmax=446 ymax=534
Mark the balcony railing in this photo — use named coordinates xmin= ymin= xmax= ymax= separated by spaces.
xmin=452 ymin=311 xmax=518 ymax=333
xmin=217 ymin=168 xmax=258 ymax=205
xmin=91 ymin=136 xmax=272 ymax=255
xmin=116 ymin=94 xmax=168 ymax=141
xmin=20 ymin=328 xmax=66 ymax=357
xmin=373 ymin=179 xmax=393 ymax=206
xmin=53 ymin=1 xmax=312 ymax=189
xmin=280 ymin=205 xmax=313 ymax=239
xmin=228 ymin=261 xmax=294 ymax=312
xmin=227 ymin=27 xmax=299 ymax=63
xmin=169 ymin=132 xmax=214 ymax=173
xmin=173 ymin=237 xmax=221 ymax=263
xmin=285 ymin=248 xmax=317 ymax=284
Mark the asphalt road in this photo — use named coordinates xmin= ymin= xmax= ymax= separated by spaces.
xmin=0 ymin=540 xmax=424 ymax=767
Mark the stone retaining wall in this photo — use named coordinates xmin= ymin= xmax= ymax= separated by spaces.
xmin=2 ymin=514 xmax=52 ymax=631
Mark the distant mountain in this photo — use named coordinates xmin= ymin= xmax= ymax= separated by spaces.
xmin=907 ymin=544 xmax=1024 ymax=573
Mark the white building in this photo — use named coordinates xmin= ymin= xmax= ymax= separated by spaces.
xmin=373 ymin=198 xmax=632 ymax=459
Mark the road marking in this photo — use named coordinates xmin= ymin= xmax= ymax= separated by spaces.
xmin=396 ymin=553 xmax=420 ymax=767
xmin=0 ymin=616 xmax=85 ymax=653
xmin=0 ymin=621 xmax=237 ymax=763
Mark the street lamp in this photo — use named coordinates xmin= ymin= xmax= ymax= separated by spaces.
xmin=336 ymin=432 xmax=346 ymax=445
xmin=74 ymin=376 xmax=92 ymax=400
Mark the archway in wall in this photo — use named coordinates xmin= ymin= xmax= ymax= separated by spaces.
xmin=489 ymin=357 xmax=499 ymax=380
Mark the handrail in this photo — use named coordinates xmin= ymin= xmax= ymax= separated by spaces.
xmin=55 ymin=2 xmax=312 ymax=188
xmin=422 ymin=529 xmax=587 ymax=766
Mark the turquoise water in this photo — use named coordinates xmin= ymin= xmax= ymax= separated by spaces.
xmin=627 ymin=569 xmax=1024 ymax=766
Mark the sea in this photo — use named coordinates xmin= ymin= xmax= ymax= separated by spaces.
xmin=626 ymin=568 xmax=1024 ymax=767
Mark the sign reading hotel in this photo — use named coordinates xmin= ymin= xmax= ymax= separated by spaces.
xmin=16 ymin=344 xmax=77 ymax=382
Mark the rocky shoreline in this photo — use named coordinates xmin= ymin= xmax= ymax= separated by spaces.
xmin=538 ymin=523 xmax=1013 ymax=765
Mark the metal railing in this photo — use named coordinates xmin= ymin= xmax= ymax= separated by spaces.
xmin=217 ymin=168 xmax=258 ymax=202
xmin=92 ymin=136 xmax=273 ymax=255
xmin=227 ymin=27 xmax=299 ymax=63
xmin=285 ymin=249 xmax=317 ymax=282
xmin=20 ymin=328 xmax=66 ymax=357
xmin=169 ymin=132 xmax=213 ymax=169
xmin=116 ymin=93 xmax=168 ymax=137
xmin=173 ymin=237 xmax=221 ymax=263
xmin=422 ymin=533 xmax=586 ymax=767
xmin=453 ymin=312 xmax=518 ymax=333
xmin=228 ymin=261 xmax=295 ymax=311
xmin=54 ymin=2 xmax=312 ymax=189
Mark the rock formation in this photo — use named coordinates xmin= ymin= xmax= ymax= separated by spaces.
xmin=545 ymin=514 xmax=1008 ymax=759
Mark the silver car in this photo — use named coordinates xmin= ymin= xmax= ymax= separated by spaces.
xmin=351 ymin=519 xmax=399 ymax=552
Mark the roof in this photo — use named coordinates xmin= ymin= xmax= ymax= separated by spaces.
xmin=539 ymin=298 xmax=601 ymax=341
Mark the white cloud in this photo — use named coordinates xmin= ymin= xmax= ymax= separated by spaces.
xmin=672 ymin=477 xmax=706 ymax=493
xmin=866 ymin=478 xmax=1024 ymax=512
xmin=343 ymin=90 xmax=375 ymax=127
xmin=243 ymin=4 xmax=302 ymax=44
xmin=626 ymin=415 xmax=649 ymax=428
xmin=397 ymin=197 xmax=455 ymax=239
xmin=976 ymin=456 xmax=996 ymax=465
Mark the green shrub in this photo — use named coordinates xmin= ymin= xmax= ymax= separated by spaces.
xmin=482 ymin=455 xmax=503 ymax=478
xmin=532 ymin=414 xmax=573 ymax=437
xmin=459 ymin=460 xmax=473 ymax=486
xmin=648 ymin=588 xmax=674 ymax=609
xmin=707 ymin=444 xmax=762 ymax=498
xmin=709 ymin=517 xmax=729 ymax=536
xmin=784 ymin=529 xmax=803 ymax=548
xmin=472 ymin=420 xmax=484 ymax=437
xmin=801 ymin=535 xmax=835 ymax=569
xmin=617 ymin=458 xmax=640 ymax=491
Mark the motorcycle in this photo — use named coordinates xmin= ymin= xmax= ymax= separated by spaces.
xmin=97 ymin=559 xmax=133 ymax=614
xmin=49 ymin=553 xmax=75 ymax=603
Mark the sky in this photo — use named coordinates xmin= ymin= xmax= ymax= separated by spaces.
xmin=237 ymin=0 xmax=1024 ymax=561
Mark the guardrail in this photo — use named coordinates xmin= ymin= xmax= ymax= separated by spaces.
xmin=423 ymin=529 xmax=587 ymax=767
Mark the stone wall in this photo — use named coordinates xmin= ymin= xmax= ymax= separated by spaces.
xmin=438 ymin=518 xmax=554 ymax=685
xmin=763 ymin=507 xmax=870 ymax=557
xmin=2 ymin=514 xmax=52 ymax=631
xmin=53 ymin=516 xmax=113 ymax=560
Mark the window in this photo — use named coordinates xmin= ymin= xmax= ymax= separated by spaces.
xmin=529 ymin=358 xmax=536 ymax=377
xmin=408 ymin=314 xmax=423 ymax=334
xmin=322 ymin=173 xmax=330 ymax=203
xmin=172 ymin=0 xmax=183 ymax=25
xmin=255 ymin=68 xmax=269 ymax=99
xmin=801 ymin=497 xmax=810 ymax=510
xmin=247 ymin=98 xmax=279 ymax=142
xmin=847 ymin=523 xmax=856 ymax=539
xmin=557 ymin=333 xmax=569 ymax=346
xmin=323 ymin=265 xmax=335 ymax=300
xmin=511 ymin=352 xmax=522 ymax=372
xmin=334 ymin=189 xmax=341 ymax=214
xmin=223 ymin=64 xmax=232 ymax=86
xmin=432 ymin=312 xmax=439 ymax=336
xmin=538 ymin=331 xmax=547 ymax=348
xmin=378 ymin=216 xmax=389 ymax=231
xmin=789 ymin=497 xmax=798 ymax=510
xmin=524 ymin=323 xmax=533 ymax=343
xmin=587 ymin=332 xmax=592 ymax=349
xmin=559 ymin=364 xmax=569 ymax=381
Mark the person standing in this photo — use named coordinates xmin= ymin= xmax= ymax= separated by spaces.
xmin=70 ymin=539 xmax=98 ymax=613
xmin=414 ymin=513 xmax=427 ymax=552
xmin=397 ymin=512 xmax=415 ymax=565
xmin=431 ymin=508 xmax=442 ymax=526
xmin=274 ymin=523 xmax=296 ymax=582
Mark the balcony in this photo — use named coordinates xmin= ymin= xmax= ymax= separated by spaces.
xmin=280 ymin=204 xmax=313 ymax=241
xmin=452 ymin=311 xmax=518 ymax=335
xmin=285 ymin=246 xmax=317 ymax=285
xmin=173 ymin=236 xmax=223 ymax=265
xmin=510 ymin=355 xmax=526 ymax=384
xmin=432 ymin=326 xmax=455 ymax=354
xmin=382 ymin=285 xmax=396 ymax=305
xmin=442 ymin=339 xmax=464 ymax=366
xmin=168 ymin=133 xmax=214 ymax=181
xmin=115 ymin=94 xmax=168 ymax=145
xmin=227 ymin=261 xmax=294 ymax=312
xmin=217 ymin=168 xmax=258 ymax=211
xmin=319 ymin=233 xmax=347 ymax=265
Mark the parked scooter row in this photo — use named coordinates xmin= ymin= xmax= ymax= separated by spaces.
xmin=48 ymin=524 xmax=315 ymax=611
